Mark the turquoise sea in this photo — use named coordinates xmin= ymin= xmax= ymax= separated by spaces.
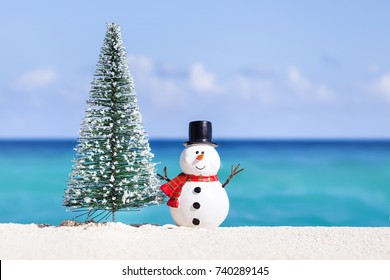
xmin=0 ymin=139 xmax=389 ymax=226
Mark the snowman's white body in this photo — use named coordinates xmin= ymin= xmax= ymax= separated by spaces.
xmin=169 ymin=144 xmax=229 ymax=229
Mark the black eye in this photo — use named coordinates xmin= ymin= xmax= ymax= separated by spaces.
xmin=195 ymin=151 xmax=199 ymax=154
xmin=201 ymin=151 xmax=204 ymax=154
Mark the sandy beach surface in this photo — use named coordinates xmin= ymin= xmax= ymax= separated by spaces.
xmin=0 ymin=223 xmax=389 ymax=259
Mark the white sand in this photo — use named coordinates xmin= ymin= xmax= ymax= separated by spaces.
xmin=0 ymin=223 xmax=389 ymax=259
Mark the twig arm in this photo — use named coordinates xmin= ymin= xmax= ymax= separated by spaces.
xmin=222 ymin=164 xmax=244 ymax=188
xmin=157 ymin=166 xmax=171 ymax=182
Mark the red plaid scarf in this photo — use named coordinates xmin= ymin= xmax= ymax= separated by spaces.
xmin=160 ymin=173 xmax=219 ymax=208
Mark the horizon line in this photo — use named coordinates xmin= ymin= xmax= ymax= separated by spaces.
xmin=1 ymin=137 xmax=390 ymax=142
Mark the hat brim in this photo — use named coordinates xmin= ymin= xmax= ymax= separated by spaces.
xmin=184 ymin=140 xmax=218 ymax=147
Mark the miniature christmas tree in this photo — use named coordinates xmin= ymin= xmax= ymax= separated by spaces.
xmin=64 ymin=23 xmax=163 ymax=222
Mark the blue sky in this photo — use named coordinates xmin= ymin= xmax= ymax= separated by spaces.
xmin=1 ymin=0 xmax=390 ymax=138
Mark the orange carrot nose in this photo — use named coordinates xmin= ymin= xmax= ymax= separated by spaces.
xmin=196 ymin=154 xmax=204 ymax=161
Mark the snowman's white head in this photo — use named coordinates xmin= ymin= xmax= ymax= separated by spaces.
xmin=179 ymin=144 xmax=220 ymax=175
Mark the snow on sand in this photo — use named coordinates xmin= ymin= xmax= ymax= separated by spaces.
xmin=0 ymin=223 xmax=389 ymax=259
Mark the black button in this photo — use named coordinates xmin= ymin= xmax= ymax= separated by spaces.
xmin=192 ymin=218 xmax=200 ymax=226
xmin=193 ymin=202 xmax=200 ymax=209
xmin=194 ymin=187 xmax=201 ymax=193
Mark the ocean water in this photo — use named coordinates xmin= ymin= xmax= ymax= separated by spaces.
xmin=0 ymin=139 xmax=389 ymax=227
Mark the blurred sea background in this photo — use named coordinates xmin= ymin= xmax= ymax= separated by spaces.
xmin=0 ymin=139 xmax=389 ymax=227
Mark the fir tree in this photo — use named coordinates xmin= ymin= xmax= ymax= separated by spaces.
xmin=64 ymin=23 xmax=163 ymax=222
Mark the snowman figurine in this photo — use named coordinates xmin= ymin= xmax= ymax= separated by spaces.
xmin=159 ymin=121 xmax=243 ymax=229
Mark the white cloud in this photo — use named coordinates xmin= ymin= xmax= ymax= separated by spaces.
xmin=128 ymin=54 xmax=154 ymax=75
xmin=127 ymin=55 xmax=343 ymax=115
xmin=128 ymin=54 xmax=279 ymax=109
xmin=316 ymin=84 xmax=335 ymax=101
xmin=127 ymin=55 xmax=339 ymax=115
xmin=374 ymin=72 xmax=390 ymax=100
xmin=287 ymin=65 xmax=335 ymax=102
xmin=189 ymin=62 xmax=217 ymax=93
xmin=128 ymin=54 xmax=188 ymax=108
xmin=228 ymin=74 xmax=277 ymax=105
xmin=12 ymin=68 xmax=59 ymax=92
xmin=287 ymin=66 xmax=311 ymax=93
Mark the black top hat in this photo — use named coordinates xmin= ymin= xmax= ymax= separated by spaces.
xmin=184 ymin=120 xmax=218 ymax=147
